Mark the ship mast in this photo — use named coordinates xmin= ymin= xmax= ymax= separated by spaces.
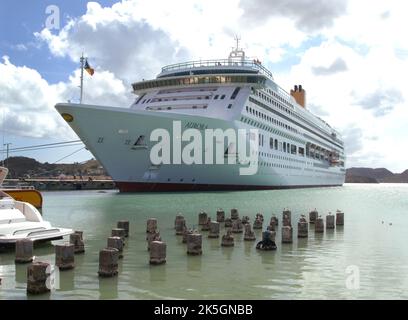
xmin=79 ymin=53 xmax=84 ymax=104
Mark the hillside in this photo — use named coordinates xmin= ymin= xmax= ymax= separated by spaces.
xmin=2 ymin=156 xmax=109 ymax=179
xmin=346 ymin=167 xmax=408 ymax=183
xmin=346 ymin=167 xmax=394 ymax=182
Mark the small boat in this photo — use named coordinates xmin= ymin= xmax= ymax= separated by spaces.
xmin=0 ymin=167 xmax=43 ymax=209
xmin=0 ymin=167 xmax=73 ymax=244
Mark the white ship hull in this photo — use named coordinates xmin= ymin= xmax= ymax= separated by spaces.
xmin=56 ymin=103 xmax=345 ymax=192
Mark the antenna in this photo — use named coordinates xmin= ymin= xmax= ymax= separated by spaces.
xmin=234 ymin=35 xmax=241 ymax=50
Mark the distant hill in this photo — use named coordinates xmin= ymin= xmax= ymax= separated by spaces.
xmin=346 ymin=167 xmax=408 ymax=183
xmin=2 ymin=156 xmax=109 ymax=179
xmin=382 ymin=169 xmax=408 ymax=183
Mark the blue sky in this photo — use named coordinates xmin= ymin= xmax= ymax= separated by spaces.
xmin=1 ymin=0 xmax=407 ymax=171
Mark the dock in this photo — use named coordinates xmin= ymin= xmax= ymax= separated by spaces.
xmin=3 ymin=179 xmax=116 ymax=191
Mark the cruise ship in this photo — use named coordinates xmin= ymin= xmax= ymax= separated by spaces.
xmin=55 ymin=43 xmax=345 ymax=192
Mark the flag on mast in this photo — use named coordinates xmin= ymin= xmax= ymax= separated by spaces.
xmin=84 ymin=59 xmax=94 ymax=76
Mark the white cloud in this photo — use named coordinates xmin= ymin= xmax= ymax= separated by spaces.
xmin=0 ymin=56 xmax=133 ymax=139
xmin=3 ymin=0 xmax=408 ymax=171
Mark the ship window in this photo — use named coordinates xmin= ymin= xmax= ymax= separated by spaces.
xmin=269 ymin=138 xmax=273 ymax=149
xmin=291 ymin=145 xmax=297 ymax=155
xmin=246 ymin=106 xmax=249 ymax=112
xmin=220 ymin=95 xmax=226 ymax=99
xmin=274 ymin=139 xmax=278 ymax=150
xmin=230 ymin=87 xmax=241 ymax=99
xmin=214 ymin=95 xmax=219 ymax=99
xmin=97 ymin=137 xmax=104 ymax=143
xmin=227 ymin=104 xmax=232 ymax=109
xmin=283 ymin=142 xmax=286 ymax=152
xmin=142 ymin=99 xmax=146 ymax=104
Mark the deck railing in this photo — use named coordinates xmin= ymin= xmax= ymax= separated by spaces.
xmin=161 ymin=59 xmax=274 ymax=80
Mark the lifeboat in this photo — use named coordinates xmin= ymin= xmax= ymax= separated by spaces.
xmin=0 ymin=167 xmax=43 ymax=209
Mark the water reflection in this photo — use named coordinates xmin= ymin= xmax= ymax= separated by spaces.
xmin=244 ymin=241 xmax=253 ymax=257
xmin=259 ymin=250 xmax=276 ymax=265
xmin=186 ymin=255 xmax=202 ymax=272
xmin=297 ymin=237 xmax=309 ymax=250
xmin=208 ymin=238 xmax=220 ymax=251
xmin=221 ymin=246 xmax=233 ymax=261
xmin=58 ymin=268 xmax=75 ymax=291
xmin=149 ymin=264 xmax=167 ymax=283
xmin=15 ymin=263 xmax=27 ymax=286
xmin=98 ymin=276 xmax=118 ymax=299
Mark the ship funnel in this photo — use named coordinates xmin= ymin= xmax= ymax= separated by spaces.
xmin=290 ymin=84 xmax=306 ymax=108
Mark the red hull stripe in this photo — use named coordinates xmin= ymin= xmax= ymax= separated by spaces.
xmin=115 ymin=181 xmax=342 ymax=192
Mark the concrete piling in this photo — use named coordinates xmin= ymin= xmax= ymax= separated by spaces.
xmin=146 ymin=231 xmax=161 ymax=250
xmin=326 ymin=213 xmax=335 ymax=229
xmin=55 ymin=243 xmax=75 ymax=270
xmin=111 ymin=228 xmax=126 ymax=242
xmin=255 ymin=213 xmax=264 ymax=222
xmin=149 ymin=241 xmax=166 ymax=265
xmin=309 ymin=209 xmax=318 ymax=224
xmin=198 ymin=211 xmax=208 ymax=225
xmin=224 ymin=218 xmax=233 ymax=228
xmin=297 ymin=216 xmax=308 ymax=238
xmin=27 ymin=261 xmax=50 ymax=294
xmin=175 ymin=215 xmax=186 ymax=235
xmin=221 ymin=229 xmax=234 ymax=247
xmin=253 ymin=217 xmax=263 ymax=230
xmin=98 ymin=248 xmax=119 ymax=277
xmin=267 ymin=216 xmax=278 ymax=231
xmin=270 ymin=215 xmax=279 ymax=226
xmin=208 ymin=221 xmax=220 ymax=238
xmin=216 ymin=209 xmax=225 ymax=222
xmin=242 ymin=216 xmax=250 ymax=225
xmin=107 ymin=236 xmax=124 ymax=259
xmin=282 ymin=226 xmax=293 ymax=243
xmin=146 ymin=218 xmax=158 ymax=234
xmin=117 ymin=221 xmax=129 ymax=237
xmin=256 ymin=230 xmax=277 ymax=250
xmin=232 ymin=218 xmax=243 ymax=233
xmin=70 ymin=232 xmax=85 ymax=254
xmin=315 ymin=217 xmax=324 ymax=233
xmin=201 ymin=217 xmax=211 ymax=231
xmin=186 ymin=233 xmax=202 ymax=255
xmin=244 ymin=224 xmax=256 ymax=241
xmin=282 ymin=210 xmax=291 ymax=227
xmin=182 ymin=227 xmax=193 ymax=244
xmin=230 ymin=208 xmax=239 ymax=220
xmin=15 ymin=238 xmax=34 ymax=264
xmin=336 ymin=210 xmax=344 ymax=226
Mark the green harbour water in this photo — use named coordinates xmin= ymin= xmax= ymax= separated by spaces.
xmin=1 ymin=183 xmax=408 ymax=300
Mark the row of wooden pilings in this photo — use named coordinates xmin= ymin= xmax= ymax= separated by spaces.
xmin=14 ymin=221 xmax=131 ymax=294
xmin=145 ymin=208 xmax=345 ymax=264
xmin=13 ymin=231 xmax=85 ymax=294
xmin=14 ymin=209 xmax=344 ymax=294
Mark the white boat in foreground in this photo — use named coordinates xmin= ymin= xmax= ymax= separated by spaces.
xmin=0 ymin=167 xmax=73 ymax=244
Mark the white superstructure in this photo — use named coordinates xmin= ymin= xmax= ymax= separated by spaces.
xmin=55 ymin=44 xmax=345 ymax=192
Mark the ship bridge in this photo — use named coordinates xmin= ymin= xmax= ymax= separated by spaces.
xmin=133 ymin=40 xmax=273 ymax=93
